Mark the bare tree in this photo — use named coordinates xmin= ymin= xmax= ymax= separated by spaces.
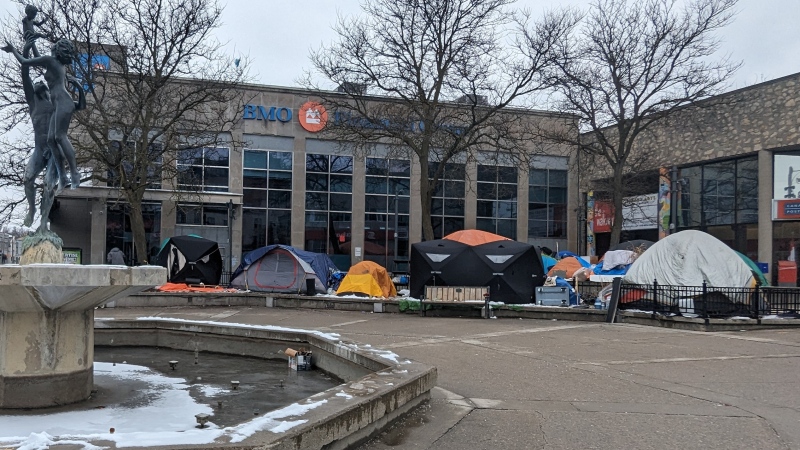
xmin=305 ymin=0 xmax=576 ymax=241
xmin=545 ymin=0 xmax=740 ymax=246
xmin=0 ymin=0 xmax=250 ymax=263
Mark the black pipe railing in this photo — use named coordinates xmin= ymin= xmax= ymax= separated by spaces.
xmin=617 ymin=281 xmax=800 ymax=318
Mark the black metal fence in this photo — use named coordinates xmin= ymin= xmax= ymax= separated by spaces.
xmin=575 ymin=281 xmax=606 ymax=305
xmin=220 ymin=271 xmax=231 ymax=286
xmin=618 ymin=281 xmax=800 ymax=318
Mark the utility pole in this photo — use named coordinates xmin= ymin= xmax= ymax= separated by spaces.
xmin=670 ymin=166 xmax=678 ymax=234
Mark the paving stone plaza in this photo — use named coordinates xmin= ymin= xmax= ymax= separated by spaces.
xmin=98 ymin=306 xmax=800 ymax=449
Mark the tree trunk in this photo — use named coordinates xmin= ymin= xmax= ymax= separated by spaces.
xmin=127 ymin=201 xmax=149 ymax=265
xmin=609 ymin=167 xmax=625 ymax=247
xmin=418 ymin=159 xmax=434 ymax=241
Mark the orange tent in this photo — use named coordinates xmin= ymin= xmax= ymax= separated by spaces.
xmin=547 ymin=257 xmax=591 ymax=278
xmin=155 ymin=282 xmax=239 ymax=293
xmin=443 ymin=229 xmax=511 ymax=246
xmin=336 ymin=260 xmax=397 ymax=298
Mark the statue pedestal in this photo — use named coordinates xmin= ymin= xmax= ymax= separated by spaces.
xmin=0 ymin=265 xmax=166 ymax=409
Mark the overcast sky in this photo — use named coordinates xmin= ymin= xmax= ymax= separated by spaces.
xmin=217 ymin=0 xmax=799 ymax=91
xmin=0 ymin=0 xmax=798 ymax=91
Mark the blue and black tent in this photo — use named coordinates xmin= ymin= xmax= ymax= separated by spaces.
xmin=230 ymin=245 xmax=338 ymax=294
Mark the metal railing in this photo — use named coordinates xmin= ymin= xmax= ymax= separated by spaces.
xmin=575 ymin=281 xmax=606 ymax=305
xmin=618 ymin=281 xmax=800 ymax=318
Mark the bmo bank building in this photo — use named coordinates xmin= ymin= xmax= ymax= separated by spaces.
xmin=51 ymin=85 xmax=578 ymax=271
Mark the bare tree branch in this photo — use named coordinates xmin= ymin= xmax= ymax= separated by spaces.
xmin=537 ymin=0 xmax=740 ymax=246
xmin=303 ymin=0 xmax=576 ymax=241
xmin=0 ymin=0 xmax=251 ymax=261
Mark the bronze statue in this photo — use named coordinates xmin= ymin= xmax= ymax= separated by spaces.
xmin=21 ymin=4 xmax=47 ymax=57
xmin=2 ymin=6 xmax=84 ymax=231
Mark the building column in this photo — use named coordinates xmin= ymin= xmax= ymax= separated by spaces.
xmin=89 ymin=198 xmax=106 ymax=264
xmin=291 ymin=137 xmax=306 ymax=249
xmin=409 ymin=156 xmax=422 ymax=244
xmin=160 ymin=200 xmax=176 ymax=244
xmin=464 ymin=158 xmax=478 ymax=229
xmin=517 ymin=165 xmax=529 ymax=242
xmin=758 ymin=149 xmax=773 ymax=279
xmin=567 ymin=153 xmax=580 ymax=253
xmin=229 ymin=129 xmax=244 ymax=269
xmin=351 ymin=153 xmax=366 ymax=263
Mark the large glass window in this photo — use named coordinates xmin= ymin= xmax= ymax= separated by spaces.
xmin=241 ymin=149 xmax=292 ymax=253
xmin=364 ymin=157 xmax=410 ymax=267
xmin=107 ymin=141 xmax=163 ymax=189
xmin=428 ymin=161 xmax=465 ymax=239
xmin=105 ymin=202 xmax=161 ymax=265
xmin=305 ymin=154 xmax=353 ymax=268
xmin=176 ymin=204 xmax=229 ymax=226
xmin=678 ymin=156 xmax=758 ymax=228
xmin=677 ymin=155 xmax=759 ymax=259
xmin=528 ymin=168 xmax=567 ymax=238
xmin=477 ymin=163 xmax=518 ymax=239
xmin=177 ymin=147 xmax=229 ymax=192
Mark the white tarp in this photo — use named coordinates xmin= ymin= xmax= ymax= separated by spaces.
xmin=602 ymin=250 xmax=636 ymax=269
xmin=623 ymin=230 xmax=754 ymax=288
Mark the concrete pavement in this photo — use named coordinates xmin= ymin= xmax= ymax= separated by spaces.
xmin=97 ymin=306 xmax=800 ymax=449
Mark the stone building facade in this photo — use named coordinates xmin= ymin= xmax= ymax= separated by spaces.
xmin=586 ymin=72 xmax=800 ymax=281
xmin=51 ymin=85 xmax=579 ymax=273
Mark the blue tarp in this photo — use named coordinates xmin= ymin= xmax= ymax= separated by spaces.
xmin=542 ymin=255 xmax=557 ymax=272
xmin=593 ymin=260 xmax=631 ymax=276
xmin=554 ymin=277 xmax=579 ymax=305
xmin=556 ymin=250 xmax=580 ymax=259
xmin=231 ymin=245 xmax=339 ymax=288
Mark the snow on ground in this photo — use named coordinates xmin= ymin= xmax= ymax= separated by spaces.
xmin=129 ymin=317 xmax=341 ymax=341
xmin=0 ymin=362 xmax=328 ymax=450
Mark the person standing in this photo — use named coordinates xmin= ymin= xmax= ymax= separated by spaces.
xmin=107 ymin=247 xmax=126 ymax=265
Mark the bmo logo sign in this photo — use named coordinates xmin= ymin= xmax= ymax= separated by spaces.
xmin=299 ymin=101 xmax=327 ymax=132
xmin=242 ymin=101 xmax=327 ymax=133
xmin=242 ymin=104 xmax=292 ymax=122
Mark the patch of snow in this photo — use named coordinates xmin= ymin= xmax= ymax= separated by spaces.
xmin=0 ymin=363 xmax=329 ymax=449
xmin=224 ymin=400 xmax=326 ymax=442
xmin=269 ymin=420 xmax=307 ymax=434
xmin=335 ymin=392 xmax=353 ymax=400
xmin=196 ymin=385 xmax=227 ymax=397
xmin=368 ymin=349 xmax=401 ymax=363
xmin=134 ymin=317 xmax=340 ymax=341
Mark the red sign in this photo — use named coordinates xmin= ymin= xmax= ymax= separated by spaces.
xmin=773 ymin=199 xmax=800 ymax=220
xmin=299 ymin=101 xmax=327 ymax=133
xmin=593 ymin=201 xmax=614 ymax=233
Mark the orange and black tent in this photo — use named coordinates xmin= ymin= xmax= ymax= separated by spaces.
xmin=443 ymin=229 xmax=511 ymax=246
xmin=410 ymin=230 xmax=545 ymax=304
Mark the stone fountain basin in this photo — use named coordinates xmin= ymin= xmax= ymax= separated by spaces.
xmin=93 ymin=318 xmax=437 ymax=449
xmin=0 ymin=264 xmax=166 ymax=409
xmin=0 ymin=264 xmax=166 ymax=312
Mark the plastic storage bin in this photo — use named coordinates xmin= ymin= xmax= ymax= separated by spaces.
xmin=535 ymin=286 xmax=570 ymax=306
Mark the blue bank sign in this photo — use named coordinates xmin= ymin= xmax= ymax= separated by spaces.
xmin=242 ymin=104 xmax=292 ymax=122
xmin=242 ymin=103 xmax=465 ymax=135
